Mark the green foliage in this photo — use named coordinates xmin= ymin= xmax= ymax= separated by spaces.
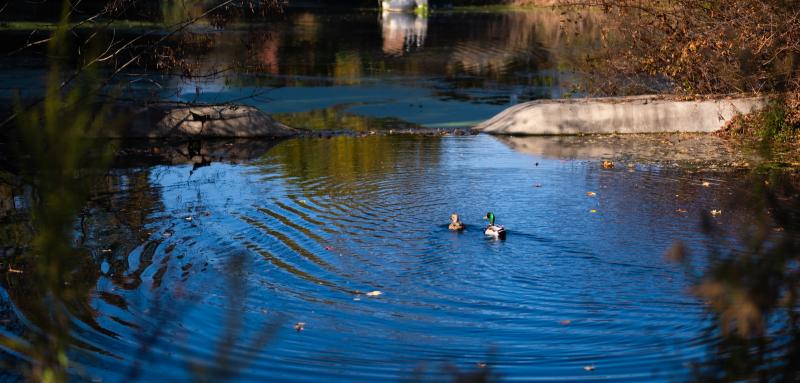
xmin=8 ymin=0 xmax=120 ymax=381
xmin=757 ymin=100 xmax=797 ymax=142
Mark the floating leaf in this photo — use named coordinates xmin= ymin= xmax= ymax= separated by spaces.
xmin=710 ymin=209 xmax=722 ymax=216
xmin=366 ymin=291 xmax=383 ymax=297
xmin=560 ymin=320 xmax=572 ymax=325
xmin=586 ymin=192 xmax=596 ymax=197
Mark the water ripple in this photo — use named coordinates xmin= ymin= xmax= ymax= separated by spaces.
xmin=2 ymin=135 xmax=751 ymax=382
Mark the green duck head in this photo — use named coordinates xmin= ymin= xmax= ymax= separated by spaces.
xmin=485 ymin=212 xmax=495 ymax=225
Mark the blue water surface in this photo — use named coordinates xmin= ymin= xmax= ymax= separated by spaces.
xmin=57 ymin=134 xmax=745 ymax=382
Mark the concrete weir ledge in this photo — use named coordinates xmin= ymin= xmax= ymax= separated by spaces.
xmin=473 ymin=95 xmax=767 ymax=135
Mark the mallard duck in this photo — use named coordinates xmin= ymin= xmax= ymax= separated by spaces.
xmin=483 ymin=212 xmax=506 ymax=239
xmin=448 ymin=213 xmax=465 ymax=231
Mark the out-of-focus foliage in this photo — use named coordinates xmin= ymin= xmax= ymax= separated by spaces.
xmin=668 ymin=172 xmax=800 ymax=381
xmin=6 ymin=1 xmax=119 ymax=381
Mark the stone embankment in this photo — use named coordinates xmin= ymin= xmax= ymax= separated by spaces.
xmin=473 ymin=95 xmax=767 ymax=135
xmin=117 ymin=104 xmax=298 ymax=138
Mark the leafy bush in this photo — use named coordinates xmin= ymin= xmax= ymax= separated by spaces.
xmin=560 ymin=0 xmax=800 ymax=97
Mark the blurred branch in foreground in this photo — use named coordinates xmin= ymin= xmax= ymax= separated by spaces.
xmin=5 ymin=0 xmax=119 ymax=380
xmin=667 ymin=171 xmax=800 ymax=382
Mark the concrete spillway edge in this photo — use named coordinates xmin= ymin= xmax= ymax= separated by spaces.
xmin=473 ymin=95 xmax=768 ymax=135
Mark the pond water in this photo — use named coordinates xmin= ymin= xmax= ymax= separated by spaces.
xmin=1 ymin=133 xmax=762 ymax=382
xmin=167 ymin=8 xmax=600 ymax=130
xmin=0 ymin=5 xmax=775 ymax=383
xmin=0 ymin=7 xmax=602 ymax=129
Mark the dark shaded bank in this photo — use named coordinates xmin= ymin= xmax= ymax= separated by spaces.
xmin=0 ymin=120 xmax=475 ymax=177
xmin=0 ymin=0 xmax=554 ymax=18
xmin=108 ymin=126 xmax=473 ymax=168
xmin=0 ymin=0 xmax=281 ymax=22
